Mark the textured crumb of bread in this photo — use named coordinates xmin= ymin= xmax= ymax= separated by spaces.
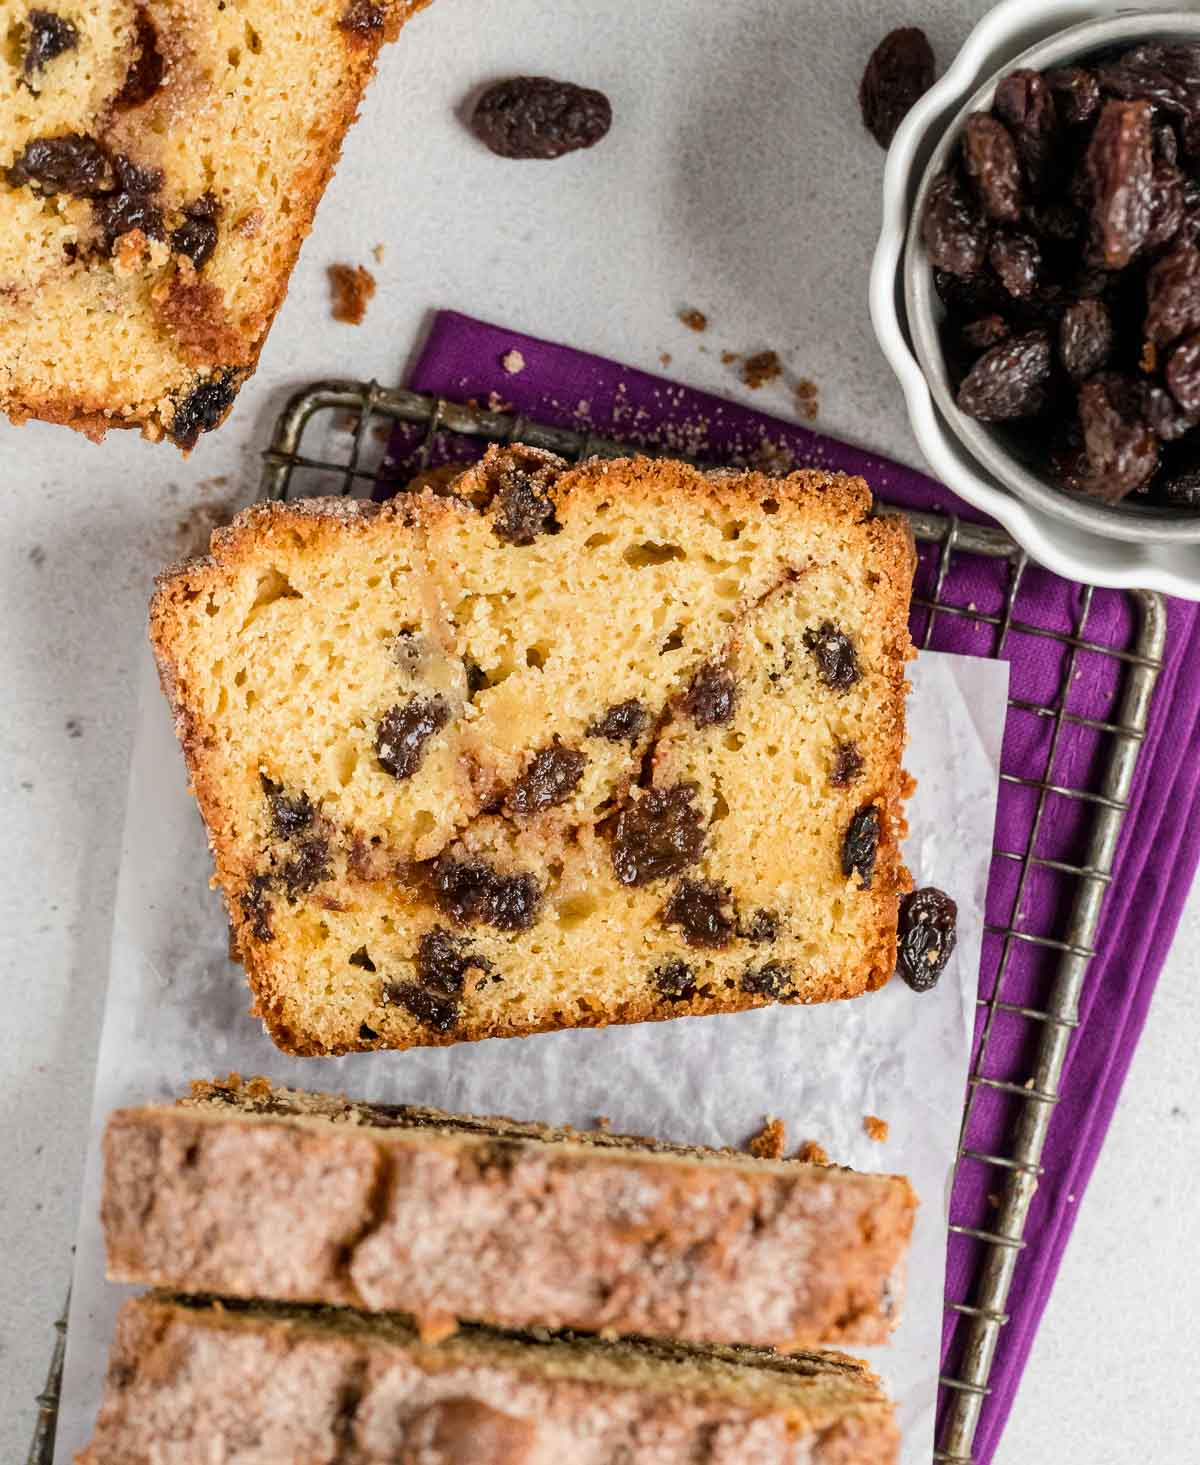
xmin=78 ymin=1295 xmax=900 ymax=1464
xmin=150 ymin=450 xmax=915 ymax=1055
xmin=328 ymin=261 xmax=375 ymax=323
xmin=101 ymin=1074 xmax=917 ymax=1349
xmin=747 ymin=1116 xmax=787 ymax=1160
xmin=863 ymin=1115 xmax=889 ymax=1143
xmin=1 ymin=0 xmax=431 ymax=446
xmin=797 ymin=1138 xmax=833 ymax=1166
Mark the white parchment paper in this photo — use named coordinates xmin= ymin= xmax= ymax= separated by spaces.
xmin=54 ymin=646 xmax=1008 ymax=1465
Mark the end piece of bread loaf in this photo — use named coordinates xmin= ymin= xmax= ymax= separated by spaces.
xmin=101 ymin=1075 xmax=917 ymax=1350
xmin=1 ymin=0 xmax=430 ymax=447
xmin=150 ymin=450 xmax=915 ymax=1054
xmin=78 ymin=1295 xmax=900 ymax=1465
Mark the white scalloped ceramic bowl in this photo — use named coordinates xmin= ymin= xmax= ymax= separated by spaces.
xmin=870 ymin=0 xmax=1200 ymax=598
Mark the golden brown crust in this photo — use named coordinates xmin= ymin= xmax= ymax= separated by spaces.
xmin=78 ymin=1296 xmax=900 ymax=1465
xmin=100 ymin=1079 xmax=917 ymax=1350
xmin=150 ymin=453 xmax=915 ymax=1054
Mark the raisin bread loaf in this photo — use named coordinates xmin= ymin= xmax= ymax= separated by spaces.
xmin=101 ymin=1076 xmax=917 ymax=1349
xmin=1 ymin=0 xmax=431 ymax=447
xmin=150 ymin=450 xmax=915 ymax=1054
xmin=79 ymin=1295 xmax=900 ymax=1465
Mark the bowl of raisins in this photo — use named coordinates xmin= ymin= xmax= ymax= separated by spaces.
xmin=872 ymin=0 xmax=1200 ymax=597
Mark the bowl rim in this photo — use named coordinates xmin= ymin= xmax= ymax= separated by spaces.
xmin=870 ymin=0 xmax=1200 ymax=597
xmin=905 ymin=9 xmax=1200 ymax=546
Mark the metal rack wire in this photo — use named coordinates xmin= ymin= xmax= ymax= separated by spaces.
xmin=33 ymin=381 xmax=1166 ymax=1465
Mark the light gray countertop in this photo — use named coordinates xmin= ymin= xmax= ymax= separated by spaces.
xmin=2 ymin=2 xmax=1197 ymax=1461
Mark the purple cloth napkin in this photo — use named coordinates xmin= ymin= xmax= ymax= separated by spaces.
xmin=396 ymin=310 xmax=1200 ymax=1463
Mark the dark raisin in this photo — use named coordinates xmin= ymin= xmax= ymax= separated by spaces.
xmin=464 ymin=660 xmax=489 ymax=697
xmin=1167 ymin=333 xmax=1200 ymax=414
xmin=470 ymin=76 xmax=612 ymax=160
xmin=1144 ymin=160 xmax=1186 ymax=254
xmin=586 ymin=698 xmax=647 ymax=743
xmin=358 ymin=1023 xmax=379 ymax=1042
xmin=1045 ymin=66 xmax=1099 ymax=128
xmin=993 ymin=69 xmax=1059 ymax=196
xmin=22 ymin=10 xmax=78 ymax=80
xmin=114 ymin=8 xmax=163 ymax=109
xmin=508 ymin=741 xmax=586 ymax=815
xmin=348 ymin=947 xmax=377 ymax=972
xmin=802 ymin=622 xmax=860 ymax=690
xmin=415 ymin=926 xmax=493 ymax=993
xmin=831 ymin=741 xmax=864 ymax=787
xmin=1097 ymin=43 xmax=1200 ymax=157
xmin=338 ymin=0 xmax=386 ymax=36
xmin=934 ymin=267 xmax=1008 ymax=316
xmin=1158 ymin=453 xmax=1200 ymax=507
xmin=681 ymin=661 xmax=736 ymax=727
xmin=1024 ymin=200 xmax=1084 ymax=243
xmin=610 ymin=783 xmax=705 ymax=887
xmin=172 ymin=194 xmax=219 ymax=270
xmin=7 ymin=133 xmax=112 ymax=195
xmin=1140 ymin=381 xmax=1198 ymax=441
xmin=858 ymin=27 xmax=935 ymax=150
xmin=1077 ymin=373 xmax=1159 ymax=501
xmin=921 ymin=171 xmax=988 ymax=276
xmin=740 ymin=962 xmax=794 ymax=999
xmin=1145 ymin=243 xmax=1200 ymax=346
xmin=491 ymin=464 xmax=561 ymax=544
xmin=739 ymin=909 xmax=779 ymax=944
xmin=432 ymin=856 xmax=541 ymax=930
xmin=1155 ymin=123 xmax=1181 ymax=167
xmin=375 ymin=695 xmax=451 ymax=780
xmin=278 ymin=837 xmax=331 ymax=899
xmin=662 ymin=879 xmax=736 ymax=950
xmin=1058 ymin=298 xmax=1113 ymax=380
xmin=1085 ymin=99 xmax=1153 ymax=269
xmin=963 ymin=112 xmax=1023 ymax=221
xmin=961 ymin=315 xmax=1010 ymax=352
xmin=653 ymin=958 xmax=697 ymax=1003
xmin=240 ymin=875 xmax=274 ymax=942
xmin=384 ymin=982 xmax=460 ymax=1034
xmin=168 ymin=371 xmax=239 ymax=448
xmin=988 ymin=230 xmax=1041 ymax=298
xmin=956 ymin=328 xmax=1052 ymax=420
xmin=842 ymin=805 xmax=881 ymax=888
xmin=897 ymin=887 xmax=958 ymax=992
xmin=261 ymin=776 xmax=314 ymax=837
xmin=93 ymin=157 xmax=165 ymax=250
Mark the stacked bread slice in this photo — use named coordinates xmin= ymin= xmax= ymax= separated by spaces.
xmin=81 ymin=1077 xmax=916 ymax=1463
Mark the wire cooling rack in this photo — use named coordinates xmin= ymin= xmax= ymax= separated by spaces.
xmin=32 ymin=381 xmax=1166 ymax=1465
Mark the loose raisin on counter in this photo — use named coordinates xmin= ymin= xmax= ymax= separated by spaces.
xmin=921 ymin=172 xmax=988 ymax=277
xmin=1085 ymin=99 xmax=1154 ymax=269
xmin=470 ymin=76 xmax=612 ymax=160
xmin=1058 ymin=298 xmax=1113 ymax=381
xmin=858 ymin=27 xmax=936 ymax=150
xmin=802 ymin=622 xmax=860 ymax=690
xmin=993 ymin=69 xmax=1059 ymax=196
xmin=988 ymin=230 xmax=1040 ymax=298
xmin=897 ymin=887 xmax=958 ymax=992
xmin=611 ymin=783 xmax=705 ymax=887
xmin=7 ymin=133 xmax=112 ymax=195
xmin=662 ymin=878 xmax=736 ymax=950
xmin=681 ymin=661 xmax=736 ymax=728
xmin=1077 ymin=373 xmax=1159 ymax=501
xmin=22 ymin=10 xmax=78 ymax=79
xmin=375 ymin=695 xmax=451 ymax=780
xmin=956 ymin=328 xmax=1052 ymax=421
xmin=842 ymin=805 xmax=881 ymax=888
xmin=508 ymin=742 xmax=586 ymax=815
xmin=962 ymin=112 xmax=1023 ymax=222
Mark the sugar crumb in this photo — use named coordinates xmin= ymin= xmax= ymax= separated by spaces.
xmin=742 ymin=350 xmax=783 ymax=389
xmin=795 ymin=1138 xmax=831 ymax=1166
xmin=793 ymin=377 xmax=819 ymax=420
xmin=679 ymin=308 xmax=708 ymax=332
xmin=593 ymin=1115 xmax=612 ymax=1132
xmin=372 ymin=242 xmax=386 ymax=264
xmin=720 ymin=350 xmax=739 ymax=365
xmin=328 ymin=263 xmax=376 ymax=325
xmin=863 ymin=1114 xmax=889 ymax=1143
xmin=501 ymin=349 xmax=526 ymax=375
xmin=659 ymin=352 xmax=673 ymax=367
xmin=747 ymin=1116 xmax=787 ymax=1160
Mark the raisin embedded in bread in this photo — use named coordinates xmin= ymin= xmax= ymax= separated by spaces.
xmin=100 ymin=1076 xmax=917 ymax=1349
xmin=149 ymin=450 xmax=916 ymax=1054
xmin=0 ymin=0 xmax=432 ymax=447
xmin=79 ymin=1295 xmax=900 ymax=1465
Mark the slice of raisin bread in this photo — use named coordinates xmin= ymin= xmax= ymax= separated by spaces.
xmin=101 ymin=1076 xmax=917 ymax=1349
xmin=150 ymin=450 xmax=916 ymax=1054
xmin=1 ymin=0 xmax=431 ymax=447
xmin=79 ymin=1295 xmax=900 ymax=1465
